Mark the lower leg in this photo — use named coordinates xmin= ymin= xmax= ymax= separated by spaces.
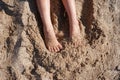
xmin=36 ymin=0 xmax=62 ymax=52
xmin=62 ymin=0 xmax=78 ymax=24
xmin=36 ymin=0 xmax=52 ymax=30
xmin=62 ymin=0 xmax=82 ymax=46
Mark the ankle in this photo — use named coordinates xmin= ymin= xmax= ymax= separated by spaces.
xmin=69 ymin=19 xmax=78 ymax=26
xmin=43 ymin=25 xmax=54 ymax=32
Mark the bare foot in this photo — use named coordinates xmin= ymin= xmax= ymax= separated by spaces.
xmin=70 ymin=20 xmax=82 ymax=47
xmin=44 ymin=25 xmax=63 ymax=52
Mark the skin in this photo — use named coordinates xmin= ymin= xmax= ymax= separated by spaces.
xmin=36 ymin=0 xmax=81 ymax=52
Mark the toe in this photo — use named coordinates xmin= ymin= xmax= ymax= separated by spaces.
xmin=58 ymin=43 xmax=63 ymax=49
xmin=56 ymin=46 xmax=60 ymax=52
xmin=53 ymin=46 xmax=58 ymax=52
xmin=51 ymin=47 xmax=55 ymax=52
xmin=46 ymin=41 xmax=63 ymax=52
xmin=49 ymin=47 xmax=54 ymax=52
xmin=48 ymin=47 xmax=51 ymax=52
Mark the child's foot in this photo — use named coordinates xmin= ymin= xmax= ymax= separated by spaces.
xmin=44 ymin=26 xmax=63 ymax=52
xmin=70 ymin=20 xmax=82 ymax=47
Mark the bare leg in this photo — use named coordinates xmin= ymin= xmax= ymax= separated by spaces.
xmin=62 ymin=0 xmax=82 ymax=46
xmin=36 ymin=0 xmax=62 ymax=52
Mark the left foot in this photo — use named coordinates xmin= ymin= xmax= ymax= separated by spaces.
xmin=69 ymin=20 xmax=82 ymax=47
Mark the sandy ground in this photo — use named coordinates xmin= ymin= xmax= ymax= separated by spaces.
xmin=0 ymin=0 xmax=120 ymax=80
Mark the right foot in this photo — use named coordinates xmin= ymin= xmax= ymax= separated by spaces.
xmin=44 ymin=26 xmax=63 ymax=52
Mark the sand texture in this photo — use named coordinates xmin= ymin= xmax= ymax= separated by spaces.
xmin=0 ymin=0 xmax=120 ymax=80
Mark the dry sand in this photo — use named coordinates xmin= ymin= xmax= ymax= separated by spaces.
xmin=0 ymin=0 xmax=120 ymax=80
